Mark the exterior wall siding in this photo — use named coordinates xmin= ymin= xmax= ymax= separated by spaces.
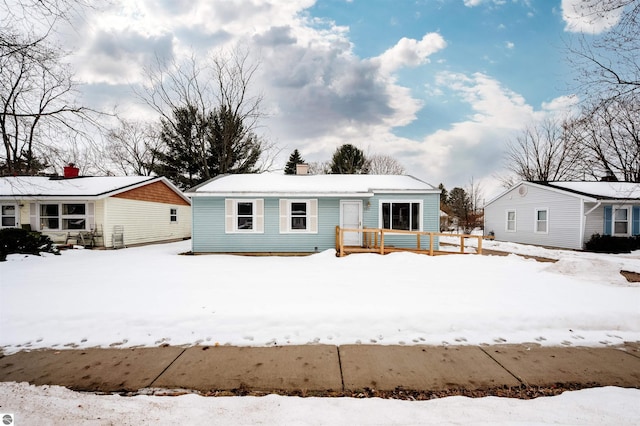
xmin=192 ymin=192 xmax=441 ymax=253
xmin=583 ymin=202 xmax=604 ymax=245
xmin=102 ymin=197 xmax=191 ymax=247
xmin=112 ymin=181 xmax=190 ymax=206
xmin=485 ymin=184 xmax=583 ymax=250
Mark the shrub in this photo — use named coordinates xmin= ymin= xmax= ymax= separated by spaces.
xmin=0 ymin=228 xmax=59 ymax=261
xmin=584 ymin=233 xmax=640 ymax=253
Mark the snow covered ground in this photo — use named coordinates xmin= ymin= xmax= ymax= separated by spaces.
xmin=1 ymin=239 xmax=639 ymax=424
xmin=2 ymin=382 xmax=639 ymax=425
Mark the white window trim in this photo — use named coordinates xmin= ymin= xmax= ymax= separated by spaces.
xmin=225 ymin=199 xmax=264 ymax=234
xmin=1 ymin=203 xmax=18 ymax=228
xmin=534 ymin=208 xmax=549 ymax=234
xmin=170 ymin=207 xmax=178 ymax=223
xmin=506 ymin=209 xmax=516 ymax=232
xmin=39 ymin=202 xmax=89 ymax=231
xmin=279 ymin=199 xmax=318 ymax=234
xmin=613 ymin=205 xmax=631 ymax=237
xmin=378 ymin=199 xmax=423 ymax=231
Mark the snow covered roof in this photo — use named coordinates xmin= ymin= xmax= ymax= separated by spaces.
xmin=486 ymin=181 xmax=640 ymax=206
xmin=188 ymin=173 xmax=438 ymax=196
xmin=543 ymin=181 xmax=640 ymax=200
xmin=0 ymin=176 xmax=166 ymax=199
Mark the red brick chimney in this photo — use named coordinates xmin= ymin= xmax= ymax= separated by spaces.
xmin=63 ymin=163 xmax=80 ymax=178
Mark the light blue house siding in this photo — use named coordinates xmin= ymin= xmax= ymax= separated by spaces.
xmin=191 ymin=193 xmax=440 ymax=253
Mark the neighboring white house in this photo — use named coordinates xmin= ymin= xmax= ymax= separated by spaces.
xmin=484 ymin=181 xmax=640 ymax=250
xmin=0 ymin=173 xmax=191 ymax=248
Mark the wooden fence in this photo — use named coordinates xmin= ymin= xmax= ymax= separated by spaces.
xmin=335 ymin=226 xmax=483 ymax=257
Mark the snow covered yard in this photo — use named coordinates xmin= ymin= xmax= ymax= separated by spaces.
xmin=1 ymin=239 xmax=640 ymax=352
xmin=2 ymin=241 xmax=640 ymax=425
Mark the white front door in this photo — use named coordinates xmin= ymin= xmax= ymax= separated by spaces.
xmin=340 ymin=200 xmax=362 ymax=246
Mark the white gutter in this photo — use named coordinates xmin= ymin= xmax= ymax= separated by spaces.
xmin=584 ymin=201 xmax=602 ymax=217
xmin=581 ymin=201 xmax=602 ymax=249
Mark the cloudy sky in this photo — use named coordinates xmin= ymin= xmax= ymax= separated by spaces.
xmin=56 ymin=0 xmax=622 ymax=198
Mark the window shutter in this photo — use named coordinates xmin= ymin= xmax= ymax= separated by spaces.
xmin=256 ymin=199 xmax=264 ymax=233
xmin=225 ymin=199 xmax=234 ymax=233
xmin=30 ymin=203 xmax=38 ymax=230
xmin=603 ymin=205 xmax=612 ymax=236
xmin=279 ymin=199 xmax=288 ymax=233
xmin=633 ymin=206 xmax=640 ymax=236
xmin=309 ymin=199 xmax=318 ymax=233
xmin=87 ymin=202 xmax=95 ymax=231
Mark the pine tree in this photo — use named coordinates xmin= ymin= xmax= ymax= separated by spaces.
xmin=284 ymin=149 xmax=305 ymax=174
xmin=329 ymin=144 xmax=368 ymax=174
xmin=152 ymin=105 xmax=208 ymax=190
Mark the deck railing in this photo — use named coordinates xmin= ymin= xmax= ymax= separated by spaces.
xmin=335 ymin=226 xmax=483 ymax=257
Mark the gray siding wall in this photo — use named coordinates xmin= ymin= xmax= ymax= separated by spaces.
xmin=484 ymin=184 xmax=583 ymax=250
xmin=583 ymin=202 xmax=605 ymax=245
xmin=192 ymin=192 xmax=440 ymax=253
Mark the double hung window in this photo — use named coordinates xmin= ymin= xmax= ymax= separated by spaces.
xmin=614 ymin=207 xmax=629 ymax=235
xmin=535 ymin=209 xmax=548 ymax=233
xmin=280 ymin=200 xmax=317 ymax=233
xmin=225 ymin=199 xmax=263 ymax=233
xmin=506 ymin=210 xmax=516 ymax=232
xmin=1 ymin=204 xmax=17 ymax=228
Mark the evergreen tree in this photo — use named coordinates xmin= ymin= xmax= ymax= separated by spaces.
xmin=152 ymin=105 xmax=207 ymax=190
xmin=329 ymin=144 xmax=368 ymax=174
xmin=284 ymin=149 xmax=305 ymax=174
xmin=438 ymin=183 xmax=448 ymax=208
xmin=207 ymin=105 xmax=261 ymax=176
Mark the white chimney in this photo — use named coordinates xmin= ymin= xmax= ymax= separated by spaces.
xmin=296 ymin=163 xmax=309 ymax=175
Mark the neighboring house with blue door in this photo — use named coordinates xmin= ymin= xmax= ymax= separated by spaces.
xmin=484 ymin=181 xmax=640 ymax=250
xmin=186 ymin=172 xmax=441 ymax=254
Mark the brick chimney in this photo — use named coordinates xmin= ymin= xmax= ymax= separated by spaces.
xmin=63 ymin=163 xmax=80 ymax=178
xmin=295 ymin=163 xmax=309 ymax=175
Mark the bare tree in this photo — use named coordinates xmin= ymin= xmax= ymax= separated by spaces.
xmin=137 ymin=47 xmax=269 ymax=184
xmin=307 ymin=161 xmax=330 ymax=175
xmin=572 ymin=95 xmax=640 ymax=181
xmin=365 ymin=154 xmax=406 ymax=174
xmin=0 ymin=0 xmax=101 ymax=176
xmin=104 ymin=119 xmax=161 ymax=176
xmin=504 ymin=118 xmax=584 ymax=182
xmin=0 ymin=37 xmax=99 ymax=175
xmin=567 ymin=0 xmax=639 ymax=100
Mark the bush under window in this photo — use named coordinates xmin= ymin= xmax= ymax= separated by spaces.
xmin=0 ymin=228 xmax=59 ymax=261
xmin=584 ymin=233 xmax=640 ymax=254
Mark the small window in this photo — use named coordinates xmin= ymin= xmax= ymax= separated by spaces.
xmin=614 ymin=207 xmax=629 ymax=235
xmin=506 ymin=210 xmax=516 ymax=232
xmin=236 ymin=201 xmax=254 ymax=231
xmin=170 ymin=208 xmax=177 ymax=223
xmin=291 ymin=202 xmax=307 ymax=230
xmin=1 ymin=204 xmax=17 ymax=227
xmin=535 ymin=209 xmax=548 ymax=233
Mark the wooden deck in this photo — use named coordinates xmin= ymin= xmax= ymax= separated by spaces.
xmin=335 ymin=226 xmax=483 ymax=257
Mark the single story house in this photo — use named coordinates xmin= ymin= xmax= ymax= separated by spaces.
xmin=186 ymin=172 xmax=440 ymax=254
xmin=0 ymin=173 xmax=191 ymax=248
xmin=484 ymin=181 xmax=640 ymax=250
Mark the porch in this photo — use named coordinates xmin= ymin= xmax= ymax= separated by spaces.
xmin=335 ymin=226 xmax=483 ymax=257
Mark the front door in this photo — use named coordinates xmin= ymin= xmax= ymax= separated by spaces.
xmin=340 ymin=200 xmax=362 ymax=246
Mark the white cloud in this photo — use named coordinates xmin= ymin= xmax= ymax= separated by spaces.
xmin=372 ymin=33 xmax=447 ymax=75
xmin=506 ymin=41 xmax=514 ymax=49
xmin=561 ymin=0 xmax=624 ymax=34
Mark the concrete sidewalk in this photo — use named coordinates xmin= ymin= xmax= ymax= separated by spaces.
xmin=1 ymin=343 xmax=639 ymax=395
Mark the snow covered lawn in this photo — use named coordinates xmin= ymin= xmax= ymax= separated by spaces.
xmin=2 ymin=382 xmax=639 ymax=425
xmin=2 ymin=241 xmax=640 ymax=425
xmin=2 ymin=240 xmax=639 ymax=352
